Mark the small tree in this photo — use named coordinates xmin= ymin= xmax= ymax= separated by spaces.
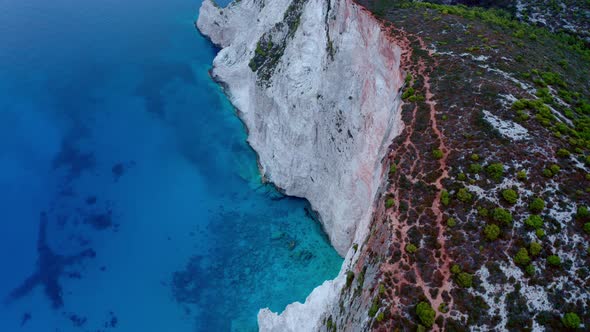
xmin=478 ymin=207 xmax=489 ymax=217
xmin=525 ymin=215 xmax=544 ymax=229
xmin=529 ymin=197 xmax=545 ymax=213
xmin=492 ymin=208 xmax=513 ymax=224
xmin=501 ymin=189 xmax=518 ymax=204
xmin=457 ymin=188 xmax=473 ymax=202
xmin=389 ymin=163 xmax=397 ymax=175
xmin=406 ymin=243 xmax=418 ymax=254
xmin=486 ymin=163 xmax=504 ymax=180
xmin=562 ymin=312 xmax=581 ymax=329
xmin=346 ymin=271 xmax=355 ymax=288
xmin=456 ymin=272 xmax=473 ymax=288
xmin=577 ymin=206 xmax=589 ymax=219
xmin=547 ymin=255 xmax=561 ymax=266
xmin=447 ymin=218 xmax=456 ymax=227
xmin=433 ymin=149 xmax=444 ymax=159
xmin=514 ymin=248 xmax=531 ymax=265
xmin=416 ymin=302 xmax=435 ymax=328
xmin=441 ymin=190 xmax=450 ymax=206
xmin=529 ymin=242 xmax=542 ymax=256
xmin=543 ymin=168 xmax=554 ymax=177
xmin=556 ymin=149 xmax=571 ymax=158
xmin=525 ymin=264 xmax=535 ymax=276
xmin=385 ymin=198 xmax=395 ymax=209
xmin=484 ymin=224 xmax=500 ymax=241
xmin=469 ymin=163 xmax=483 ymax=174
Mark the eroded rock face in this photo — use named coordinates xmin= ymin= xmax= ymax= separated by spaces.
xmin=197 ymin=0 xmax=404 ymax=329
xmin=197 ymin=0 xmax=404 ymax=257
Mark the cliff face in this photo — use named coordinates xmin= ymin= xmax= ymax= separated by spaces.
xmin=197 ymin=0 xmax=404 ymax=329
xmin=197 ymin=0 xmax=404 ymax=257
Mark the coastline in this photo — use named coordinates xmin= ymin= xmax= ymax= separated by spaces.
xmin=196 ymin=0 xmax=405 ymax=330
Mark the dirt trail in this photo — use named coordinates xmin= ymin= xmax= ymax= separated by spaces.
xmin=373 ymin=23 xmax=454 ymax=329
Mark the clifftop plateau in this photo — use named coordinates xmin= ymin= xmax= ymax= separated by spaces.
xmin=198 ymin=0 xmax=590 ymax=330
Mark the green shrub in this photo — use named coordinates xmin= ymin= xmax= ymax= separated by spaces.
xmin=433 ymin=149 xmax=444 ymax=159
xmin=457 ymin=173 xmax=467 ymax=181
xmin=478 ymin=207 xmax=489 ymax=217
xmin=376 ymin=311 xmax=385 ymax=322
xmin=525 ymin=215 xmax=544 ymax=229
xmin=385 ymin=198 xmax=395 ymax=209
xmin=484 ymin=224 xmax=500 ymax=241
xmin=557 ymin=149 xmax=571 ymax=158
xmin=547 ymin=255 xmax=561 ymax=266
xmin=525 ymin=264 xmax=535 ymax=276
xmin=416 ymin=302 xmax=435 ymax=328
xmin=529 ymin=197 xmax=545 ymax=213
xmin=457 ymin=188 xmax=473 ymax=202
xmin=536 ymin=229 xmax=545 ymax=238
xmin=584 ymin=223 xmax=590 ymax=234
xmin=577 ymin=206 xmax=589 ymax=219
xmin=530 ymin=242 xmax=542 ymax=256
xmin=447 ymin=218 xmax=456 ymax=227
xmin=389 ymin=163 xmax=397 ymax=175
xmin=492 ymin=208 xmax=513 ymax=224
xmin=406 ymin=243 xmax=418 ymax=254
xmin=379 ymin=283 xmax=386 ymax=296
xmin=402 ymin=87 xmax=415 ymax=100
xmin=471 ymin=154 xmax=480 ymax=161
xmin=562 ymin=312 xmax=581 ymax=328
xmin=543 ymin=168 xmax=554 ymax=177
xmin=469 ymin=163 xmax=483 ymax=174
xmin=346 ymin=271 xmax=355 ymax=288
xmin=451 ymin=264 xmax=461 ymax=274
xmin=456 ymin=272 xmax=473 ymax=288
xmin=486 ymin=163 xmax=504 ymax=180
xmin=517 ymin=170 xmax=527 ymax=180
xmin=514 ymin=248 xmax=531 ymax=265
xmin=441 ymin=190 xmax=450 ymax=206
xmin=369 ymin=298 xmax=380 ymax=317
xmin=501 ymin=189 xmax=518 ymax=204
xmin=550 ymin=164 xmax=561 ymax=174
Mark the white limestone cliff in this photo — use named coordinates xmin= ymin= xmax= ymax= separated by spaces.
xmin=197 ymin=0 xmax=404 ymax=329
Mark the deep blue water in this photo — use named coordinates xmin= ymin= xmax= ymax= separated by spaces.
xmin=0 ymin=0 xmax=342 ymax=331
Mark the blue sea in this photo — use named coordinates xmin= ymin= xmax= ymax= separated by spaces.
xmin=0 ymin=0 xmax=342 ymax=331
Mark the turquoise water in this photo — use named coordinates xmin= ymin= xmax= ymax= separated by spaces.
xmin=0 ymin=0 xmax=342 ymax=331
